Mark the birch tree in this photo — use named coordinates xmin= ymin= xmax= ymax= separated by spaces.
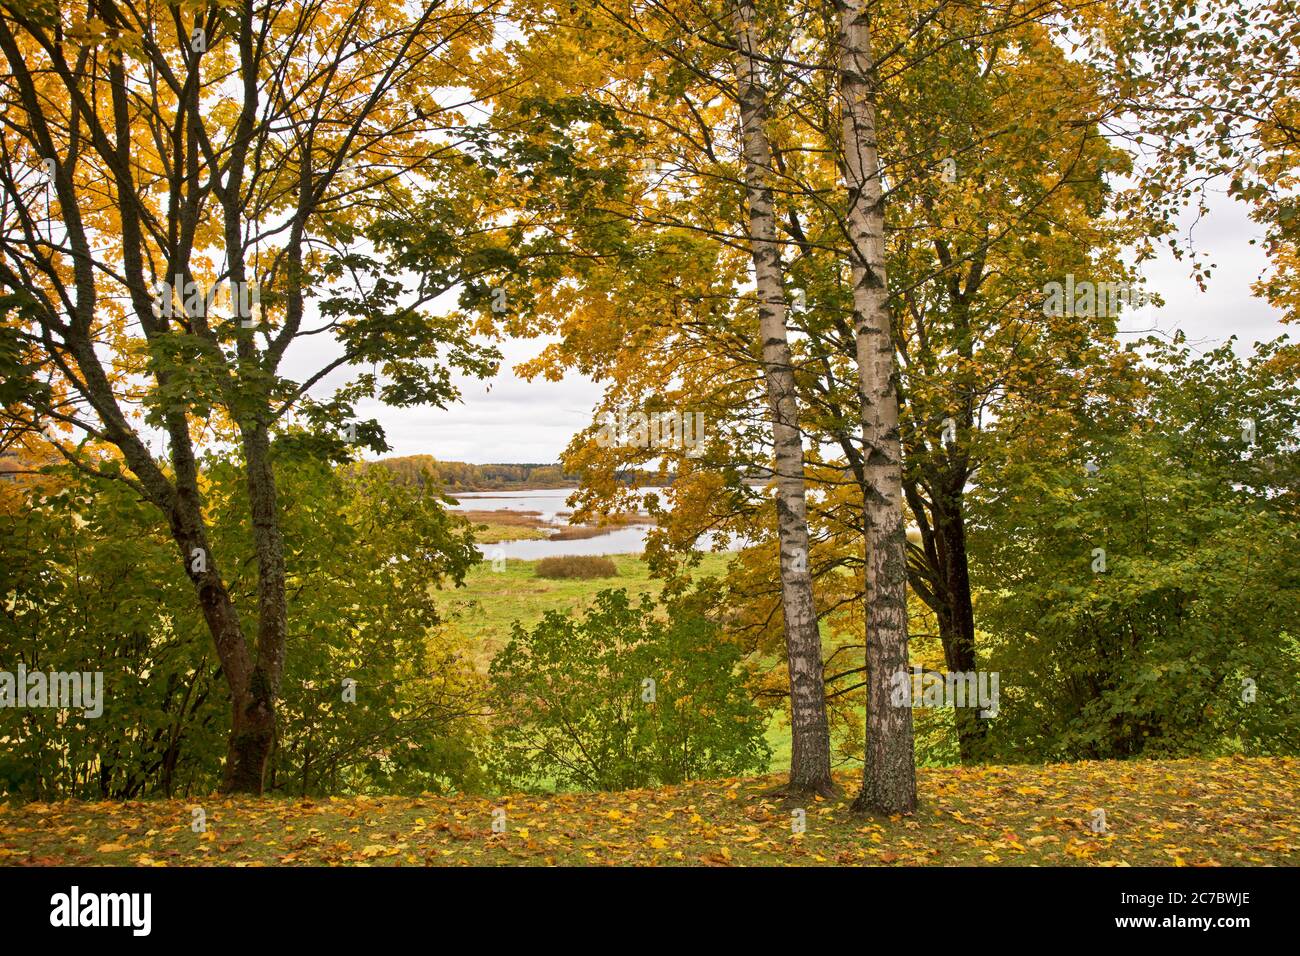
xmin=728 ymin=0 xmax=832 ymax=796
xmin=836 ymin=0 xmax=915 ymax=814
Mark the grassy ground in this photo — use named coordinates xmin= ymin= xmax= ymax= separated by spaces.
xmin=441 ymin=551 xmax=734 ymax=660
xmin=442 ymin=549 xmax=826 ymax=773
xmin=3 ymin=758 xmax=1295 ymax=867
xmin=437 ymin=550 xmax=807 ymax=767
xmin=462 ymin=513 xmax=551 ymax=542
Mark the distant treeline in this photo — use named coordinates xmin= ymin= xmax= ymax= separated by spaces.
xmin=358 ymin=455 xmax=662 ymax=491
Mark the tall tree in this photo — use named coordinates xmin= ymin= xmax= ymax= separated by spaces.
xmin=728 ymin=0 xmax=832 ymax=796
xmin=466 ymin=0 xmax=841 ymax=793
xmin=836 ymin=0 xmax=915 ymax=814
xmin=480 ymin=0 xmax=1164 ymax=777
xmin=872 ymin=1 xmax=1150 ymax=762
xmin=0 ymin=0 xmax=502 ymax=791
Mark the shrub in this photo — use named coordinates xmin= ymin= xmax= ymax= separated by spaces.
xmin=535 ymin=555 xmax=619 ymax=579
xmin=0 ymin=454 xmax=486 ymax=800
xmin=487 ymin=589 xmax=770 ymax=791
xmin=968 ymin=338 xmax=1300 ymax=761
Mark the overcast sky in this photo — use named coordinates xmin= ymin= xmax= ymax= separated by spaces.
xmin=325 ymin=187 xmax=1287 ymax=467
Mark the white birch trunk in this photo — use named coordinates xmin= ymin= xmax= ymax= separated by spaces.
xmin=837 ymin=0 xmax=917 ymax=814
xmin=730 ymin=0 xmax=833 ymax=795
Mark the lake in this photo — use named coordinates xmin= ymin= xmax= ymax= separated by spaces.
xmin=447 ymin=487 xmax=738 ymax=558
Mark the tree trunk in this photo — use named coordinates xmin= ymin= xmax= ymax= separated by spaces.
xmin=222 ymin=422 xmax=288 ymax=795
xmin=932 ymin=485 xmax=987 ymax=761
xmin=905 ymin=456 xmax=987 ymax=761
xmin=159 ymin=423 xmax=279 ymax=795
xmin=838 ymin=0 xmax=917 ymax=814
xmin=730 ymin=0 xmax=834 ymax=796
xmin=224 ymin=682 xmax=277 ymax=794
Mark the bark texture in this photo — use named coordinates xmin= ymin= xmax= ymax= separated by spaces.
xmin=730 ymin=0 xmax=833 ymax=796
xmin=837 ymin=0 xmax=917 ymax=814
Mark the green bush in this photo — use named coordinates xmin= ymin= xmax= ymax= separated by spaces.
xmin=535 ymin=555 xmax=619 ymax=579
xmin=968 ymin=337 xmax=1300 ymax=762
xmin=0 ymin=451 xmax=486 ymax=800
xmin=487 ymin=588 xmax=770 ymax=791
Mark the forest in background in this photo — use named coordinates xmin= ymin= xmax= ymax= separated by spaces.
xmin=356 ymin=455 xmax=663 ymax=491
